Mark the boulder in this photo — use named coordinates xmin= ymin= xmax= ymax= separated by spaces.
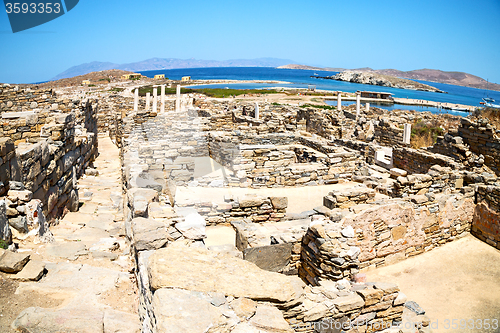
xmin=11 ymin=259 xmax=45 ymax=281
xmin=243 ymin=243 xmax=293 ymax=272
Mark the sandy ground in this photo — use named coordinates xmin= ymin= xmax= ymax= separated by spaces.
xmin=366 ymin=235 xmax=500 ymax=333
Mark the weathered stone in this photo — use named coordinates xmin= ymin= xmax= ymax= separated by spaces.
xmin=270 ymin=196 xmax=288 ymax=210
xmin=148 ymin=243 xmax=305 ymax=303
xmin=175 ymin=213 xmax=206 ymax=240
xmin=230 ymin=297 xmax=257 ymax=319
xmin=8 ymin=215 xmax=28 ymax=233
xmin=243 ymin=243 xmax=293 ymax=272
xmin=152 ymin=288 xmax=230 ymax=333
xmin=131 ymin=217 xmax=168 ymax=251
xmin=356 ymin=287 xmax=383 ymax=306
xmin=11 ymin=259 xmax=45 ymax=281
xmin=45 ymin=242 xmax=87 ymax=261
xmin=239 ymin=196 xmax=265 ymax=208
xmin=0 ymin=250 xmax=30 ymax=273
xmin=249 ymin=304 xmax=294 ymax=332
xmin=341 ymin=225 xmax=355 ymax=238
xmin=393 ymin=292 xmax=407 ymax=306
xmin=373 ymin=281 xmax=399 ymax=294
xmin=0 ymin=200 xmax=12 ymax=243
xmin=332 ymin=293 xmax=364 ymax=312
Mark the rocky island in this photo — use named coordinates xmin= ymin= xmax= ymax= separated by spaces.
xmin=317 ymin=71 xmax=445 ymax=93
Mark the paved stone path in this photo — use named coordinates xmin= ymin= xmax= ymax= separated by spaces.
xmin=4 ymin=134 xmax=140 ymax=332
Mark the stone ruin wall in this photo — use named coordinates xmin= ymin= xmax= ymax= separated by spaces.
xmin=0 ymin=85 xmax=98 ymax=244
xmin=473 ymin=185 xmax=500 ymax=249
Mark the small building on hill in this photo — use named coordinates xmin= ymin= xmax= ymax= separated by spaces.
xmin=122 ymin=73 xmax=142 ymax=80
xmin=181 ymin=76 xmax=191 ymax=82
xmin=81 ymin=80 xmax=90 ymax=85
xmin=154 ymin=74 xmax=165 ymax=80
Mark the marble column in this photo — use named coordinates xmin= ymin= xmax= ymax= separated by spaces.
xmin=146 ymin=92 xmax=151 ymax=110
xmin=365 ymin=102 xmax=370 ymax=112
xmin=176 ymin=85 xmax=181 ymax=112
xmin=160 ymin=85 xmax=165 ymax=113
xmin=152 ymin=87 xmax=157 ymax=113
xmin=134 ymin=88 xmax=138 ymax=111
xmin=337 ymin=91 xmax=342 ymax=111
xmin=255 ymin=102 xmax=259 ymax=120
xmin=403 ymin=124 xmax=412 ymax=145
xmin=356 ymin=91 xmax=361 ymax=118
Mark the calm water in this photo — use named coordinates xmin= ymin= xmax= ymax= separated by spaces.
xmin=140 ymin=67 xmax=500 ymax=107
xmin=325 ymin=100 xmax=469 ymax=117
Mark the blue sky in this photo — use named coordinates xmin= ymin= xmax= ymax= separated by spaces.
xmin=0 ymin=0 xmax=499 ymax=84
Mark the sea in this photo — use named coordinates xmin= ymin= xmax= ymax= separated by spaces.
xmin=139 ymin=67 xmax=500 ymax=115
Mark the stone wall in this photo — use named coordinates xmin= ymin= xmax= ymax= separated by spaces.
xmin=458 ymin=118 xmax=500 ymax=176
xmin=301 ymin=192 xmax=475 ymax=278
xmin=0 ymin=87 xmax=98 ymax=242
xmin=373 ymin=118 xmax=405 ymax=147
xmin=472 ymin=184 xmax=500 ymax=249
xmin=393 ymin=146 xmax=463 ymax=174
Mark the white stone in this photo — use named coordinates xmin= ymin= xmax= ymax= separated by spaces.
xmin=175 ymin=213 xmax=206 ymax=240
xmin=341 ymin=225 xmax=355 ymax=238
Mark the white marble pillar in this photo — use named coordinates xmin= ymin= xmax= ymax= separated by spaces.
xmin=356 ymin=92 xmax=361 ymax=118
xmin=365 ymin=102 xmax=370 ymax=112
xmin=152 ymin=87 xmax=157 ymax=113
xmin=146 ymin=92 xmax=151 ymax=110
xmin=255 ymin=102 xmax=259 ymax=120
xmin=160 ymin=85 xmax=165 ymax=113
xmin=176 ymin=85 xmax=181 ymax=112
xmin=337 ymin=91 xmax=342 ymax=111
xmin=403 ymin=124 xmax=412 ymax=145
xmin=134 ymin=88 xmax=138 ymax=111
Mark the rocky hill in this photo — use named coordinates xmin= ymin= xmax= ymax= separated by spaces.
xmin=280 ymin=64 xmax=500 ymax=91
xmin=326 ymin=71 xmax=444 ymax=93
xmin=34 ymin=69 xmax=134 ymax=88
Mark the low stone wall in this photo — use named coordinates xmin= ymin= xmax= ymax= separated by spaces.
xmin=177 ymin=195 xmax=288 ymax=225
xmin=393 ymin=146 xmax=463 ymax=174
xmin=472 ymin=184 xmax=500 ymax=249
xmin=302 ymin=193 xmax=474 ymax=275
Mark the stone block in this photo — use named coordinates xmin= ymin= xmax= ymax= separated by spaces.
xmin=357 ymin=287 xmax=384 ymax=306
xmin=243 ymin=243 xmax=293 ymax=272
xmin=270 ymin=196 xmax=288 ymax=210
xmin=332 ymin=293 xmax=365 ymax=312
xmin=11 ymin=259 xmax=45 ymax=281
xmin=131 ymin=217 xmax=168 ymax=251
xmin=0 ymin=250 xmax=30 ymax=273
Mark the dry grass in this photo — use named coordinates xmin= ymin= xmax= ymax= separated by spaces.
xmin=410 ymin=118 xmax=444 ymax=149
xmin=411 ymin=132 xmax=435 ymax=149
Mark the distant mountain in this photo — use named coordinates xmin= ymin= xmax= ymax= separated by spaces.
xmin=52 ymin=61 xmax=119 ymax=80
xmin=277 ymin=64 xmax=344 ymax=71
xmin=52 ymin=57 xmax=294 ymax=80
xmin=279 ymin=64 xmax=500 ymax=91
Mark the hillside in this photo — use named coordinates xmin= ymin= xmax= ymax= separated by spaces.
xmin=327 ymin=71 xmax=444 ymax=93
xmin=36 ymin=69 xmax=134 ymax=88
xmin=279 ymin=64 xmax=500 ymax=91
xmin=52 ymin=57 xmax=294 ymax=80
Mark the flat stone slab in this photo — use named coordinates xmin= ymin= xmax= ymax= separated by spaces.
xmin=11 ymin=259 xmax=45 ymax=281
xmin=148 ymin=243 xmax=305 ymax=303
xmin=0 ymin=249 xmax=30 ymax=273
xmin=45 ymin=242 xmax=87 ymax=260
xmin=13 ymin=307 xmax=141 ymax=333
xmin=243 ymin=243 xmax=293 ymax=272
xmin=152 ymin=288 xmax=230 ymax=333
xmin=249 ymin=304 xmax=294 ymax=332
